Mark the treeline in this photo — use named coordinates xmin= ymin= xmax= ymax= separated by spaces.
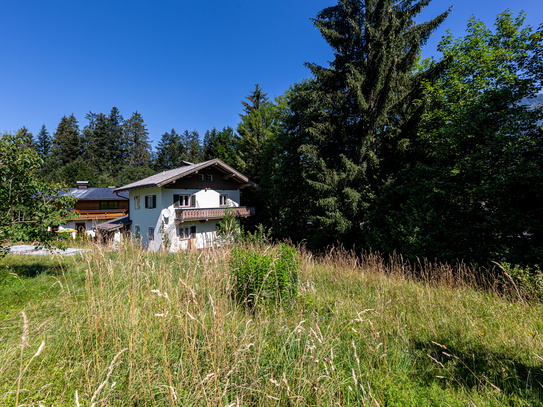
xmin=12 ymin=1 xmax=543 ymax=268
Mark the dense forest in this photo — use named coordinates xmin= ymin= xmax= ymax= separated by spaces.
xmin=5 ymin=1 xmax=543 ymax=268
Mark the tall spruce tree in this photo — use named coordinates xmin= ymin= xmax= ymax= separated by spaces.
xmin=82 ymin=111 xmax=109 ymax=172
xmin=51 ymin=114 xmax=81 ymax=167
xmin=107 ymin=106 xmax=125 ymax=175
xmin=124 ymin=111 xmax=152 ymax=168
xmin=279 ymin=0 xmax=451 ymax=248
xmin=237 ymin=84 xmax=282 ymax=182
xmin=185 ymin=130 xmax=202 ymax=163
xmin=36 ymin=124 xmax=51 ymax=157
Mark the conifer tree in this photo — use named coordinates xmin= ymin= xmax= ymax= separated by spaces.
xmin=36 ymin=124 xmax=51 ymax=157
xmin=185 ymin=130 xmax=202 ymax=163
xmin=107 ymin=106 xmax=125 ymax=175
xmin=124 ymin=111 xmax=152 ymax=168
xmin=51 ymin=114 xmax=81 ymax=167
xmin=82 ymin=111 xmax=109 ymax=172
xmin=155 ymin=129 xmax=186 ymax=171
xmin=203 ymin=126 xmax=239 ymax=166
xmin=15 ymin=127 xmax=35 ymax=150
xmin=237 ymin=84 xmax=282 ymax=181
xmin=280 ymin=0 xmax=451 ymax=247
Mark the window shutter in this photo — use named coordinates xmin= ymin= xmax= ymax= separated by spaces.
xmin=152 ymin=195 xmax=156 ymax=208
xmin=190 ymin=195 xmax=196 ymax=207
xmin=144 ymin=196 xmax=149 ymax=209
xmin=173 ymin=194 xmax=179 ymax=205
xmin=190 ymin=226 xmax=197 ymax=237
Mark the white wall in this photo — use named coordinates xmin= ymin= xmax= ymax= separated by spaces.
xmin=129 ymin=186 xmax=240 ymax=250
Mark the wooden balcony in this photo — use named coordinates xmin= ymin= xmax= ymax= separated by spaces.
xmin=74 ymin=209 xmax=129 ymax=221
xmin=175 ymin=207 xmax=255 ymax=223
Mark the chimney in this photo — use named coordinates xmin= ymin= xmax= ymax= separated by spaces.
xmin=76 ymin=181 xmax=89 ymax=190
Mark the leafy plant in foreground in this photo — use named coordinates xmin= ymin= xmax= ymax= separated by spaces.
xmin=230 ymin=243 xmax=300 ymax=308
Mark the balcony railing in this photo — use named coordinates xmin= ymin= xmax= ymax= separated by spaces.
xmin=175 ymin=207 xmax=255 ymax=223
xmin=75 ymin=209 xmax=129 ymax=221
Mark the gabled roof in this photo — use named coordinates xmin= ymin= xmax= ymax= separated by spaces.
xmin=113 ymin=159 xmax=260 ymax=192
xmin=62 ymin=188 xmax=129 ymax=201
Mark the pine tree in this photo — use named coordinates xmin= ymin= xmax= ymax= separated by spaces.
xmin=155 ymin=129 xmax=186 ymax=171
xmin=82 ymin=111 xmax=109 ymax=172
xmin=107 ymin=106 xmax=125 ymax=175
xmin=237 ymin=84 xmax=282 ymax=181
xmin=36 ymin=125 xmax=51 ymax=157
xmin=51 ymin=114 xmax=81 ymax=167
xmin=185 ymin=130 xmax=202 ymax=163
xmin=15 ymin=127 xmax=35 ymax=150
xmin=281 ymin=0 xmax=451 ymax=247
xmin=124 ymin=111 xmax=152 ymax=168
xmin=203 ymin=126 xmax=239 ymax=166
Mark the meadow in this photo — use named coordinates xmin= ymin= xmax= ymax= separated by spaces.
xmin=1 ymin=241 xmax=542 ymax=406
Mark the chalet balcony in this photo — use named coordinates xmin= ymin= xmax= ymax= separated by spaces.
xmin=74 ymin=209 xmax=129 ymax=221
xmin=175 ymin=207 xmax=255 ymax=224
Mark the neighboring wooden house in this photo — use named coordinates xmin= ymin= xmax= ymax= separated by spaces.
xmin=61 ymin=181 xmax=130 ymax=235
xmin=113 ymin=159 xmax=258 ymax=251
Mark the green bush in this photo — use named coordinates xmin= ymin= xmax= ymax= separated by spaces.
xmin=229 ymin=243 xmax=300 ymax=308
xmin=501 ymin=262 xmax=543 ymax=300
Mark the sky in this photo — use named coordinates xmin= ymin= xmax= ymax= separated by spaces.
xmin=1 ymin=0 xmax=542 ymax=147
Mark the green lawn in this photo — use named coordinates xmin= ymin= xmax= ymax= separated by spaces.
xmin=1 ymin=243 xmax=542 ymax=406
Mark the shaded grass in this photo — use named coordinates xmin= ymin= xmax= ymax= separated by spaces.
xmin=0 ymin=241 xmax=542 ymax=406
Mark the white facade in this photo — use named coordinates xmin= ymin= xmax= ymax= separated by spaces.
xmin=129 ymin=186 xmax=240 ymax=251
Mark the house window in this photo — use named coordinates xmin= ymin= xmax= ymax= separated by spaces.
xmin=174 ymin=194 xmax=193 ymax=207
xmin=178 ymin=226 xmax=197 ymax=239
xmin=145 ymin=195 xmax=156 ymax=209
xmin=197 ymin=174 xmax=205 ymax=181
xmin=100 ymin=201 xmax=108 ymax=210
xmin=206 ymin=174 xmax=213 ymax=182
xmin=148 ymin=227 xmax=155 ymax=241
xmin=219 ymin=194 xmax=228 ymax=207
xmin=109 ymin=201 xmax=118 ymax=209
xmin=134 ymin=225 xmax=141 ymax=237
xmin=134 ymin=196 xmax=140 ymax=210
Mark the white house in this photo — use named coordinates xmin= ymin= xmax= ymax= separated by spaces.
xmin=113 ymin=159 xmax=258 ymax=251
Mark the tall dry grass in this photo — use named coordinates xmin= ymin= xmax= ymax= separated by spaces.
xmin=1 ymin=240 xmax=542 ymax=406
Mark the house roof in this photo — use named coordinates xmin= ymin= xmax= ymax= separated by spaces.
xmin=95 ymin=215 xmax=132 ymax=232
xmin=63 ymin=188 xmax=129 ymax=201
xmin=113 ymin=158 xmax=260 ymax=192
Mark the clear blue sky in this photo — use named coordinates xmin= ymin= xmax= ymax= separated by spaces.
xmin=1 ymin=0 xmax=541 ymax=146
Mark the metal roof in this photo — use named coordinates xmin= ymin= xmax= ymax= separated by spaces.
xmin=95 ymin=215 xmax=132 ymax=232
xmin=63 ymin=188 xmax=129 ymax=201
xmin=113 ymin=158 xmax=260 ymax=192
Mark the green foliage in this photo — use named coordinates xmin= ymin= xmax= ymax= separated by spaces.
xmin=229 ymin=243 xmax=300 ymax=308
xmin=216 ymin=205 xmax=242 ymax=244
xmin=502 ymin=262 xmax=543 ymax=300
xmin=154 ymin=128 xmax=187 ymax=171
xmin=51 ymin=114 xmax=81 ymax=167
xmin=0 ymin=133 xmax=78 ymax=248
xmin=203 ymin=126 xmax=239 ymax=167
xmin=124 ymin=110 xmax=152 ymax=168
xmin=35 ymin=124 xmax=51 ymax=158
xmin=368 ymin=11 xmax=543 ymax=265
xmin=272 ymin=0 xmax=451 ymax=249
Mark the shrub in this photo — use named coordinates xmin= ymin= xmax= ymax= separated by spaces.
xmin=229 ymin=243 xmax=300 ymax=308
xmin=501 ymin=262 xmax=543 ymax=300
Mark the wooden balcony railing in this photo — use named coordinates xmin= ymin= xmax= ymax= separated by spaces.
xmin=175 ymin=207 xmax=255 ymax=223
xmin=75 ymin=209 xmax=129 ymax=221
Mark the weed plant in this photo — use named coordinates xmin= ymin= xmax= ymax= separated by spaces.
xmin=0 ymin=241 xmax=542 ymax=406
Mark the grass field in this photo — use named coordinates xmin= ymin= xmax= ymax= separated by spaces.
xmin=1 ymin=241 xmax=542 ymax=406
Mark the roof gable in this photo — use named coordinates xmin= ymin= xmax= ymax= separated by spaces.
xmin=113 ymin=159 xmax=259 ymax=192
